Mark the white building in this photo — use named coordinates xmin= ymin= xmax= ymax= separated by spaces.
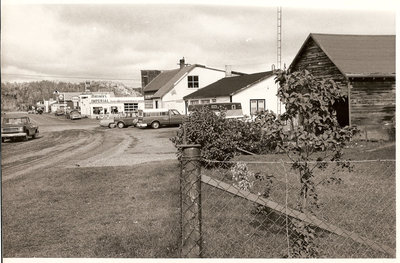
xmin=143 ymin=58 xmax=243 ymax=114
xmin=183 ymin=71 xmax=284 ymax=116
xmin=80 ymin=92 xmax=144 ymax=118
xmin=36 ymin=98 xmax=57 ymax=113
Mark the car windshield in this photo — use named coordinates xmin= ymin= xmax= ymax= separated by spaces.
xmin=3 ymin=118 xmax=28 ymax=125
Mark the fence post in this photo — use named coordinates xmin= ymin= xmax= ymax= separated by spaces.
xmin=179 ymin=144 xmax=202 ymax=258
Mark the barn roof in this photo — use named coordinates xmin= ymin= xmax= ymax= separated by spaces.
xmin=184 ymin=71 xmax=274 ymax=100
xmin=290 ymin=33 xmax=395 ymax=78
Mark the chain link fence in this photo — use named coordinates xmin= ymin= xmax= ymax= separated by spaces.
xmin=179 ymin=145 xmax=395 ymax=258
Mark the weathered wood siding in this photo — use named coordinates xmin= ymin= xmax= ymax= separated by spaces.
xmin=291 ymin=38 xmax=348 ymax=89
xmin=291 ymin=37 xmax=396 ymax=140
xmin=350 ymin=78 xmax=395 ymax=139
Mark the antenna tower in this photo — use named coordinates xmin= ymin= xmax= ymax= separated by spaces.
xmin=277 ymin=6 xmax=282 ymax=70
xmin=277 ymin=7 xmax=282 ymax=114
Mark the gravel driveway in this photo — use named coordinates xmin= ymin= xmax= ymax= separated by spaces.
xmin=1 ymin=113 xmax=179 ymax=181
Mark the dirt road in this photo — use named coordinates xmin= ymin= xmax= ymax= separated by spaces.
xmin=1 ymin=113 xmax=178 ymax=182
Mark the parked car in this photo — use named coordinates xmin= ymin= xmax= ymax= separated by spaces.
xmin=55 ymin=108 xmax=65 ymax=116
xmin=114 ymin=112 xmax=139 ymax=128
xmin=1 ymin=116 xmax=39 ymax=142
xmin=69 ymin=110 xmax=82 ymax=120
xmin=188 ymin=102 xmax=245 ymax=119
xmin=99 ymin=117 xmax=116 ymax=128
xmin=136 ymin=109 xmax=183 ymax=129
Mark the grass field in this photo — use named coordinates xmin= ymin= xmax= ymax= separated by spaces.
xmin=2 ymin=141 xmax=395 ymax=258
xmin=2 ymin=161 xmax=181 ymax=257
xmin=200 ymin=141 xmax=395 ymax=257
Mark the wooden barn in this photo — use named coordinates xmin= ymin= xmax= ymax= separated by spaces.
xmin=289 ymin=33 xmax=395 ymax=140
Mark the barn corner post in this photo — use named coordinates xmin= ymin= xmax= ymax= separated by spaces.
xmin=179 ymin=144 xmax=202 ymax=258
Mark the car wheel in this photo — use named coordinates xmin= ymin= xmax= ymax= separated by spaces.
xmin=32 ymin=131 xmax=38 ymax=139
xmin=151 ymin=121 xmax=160 ymax=129
xmin=1 ymin=138 xmax=5 ymax=143
xmin=108 ymin=123 xmax=115 ymax=129
xmin=117 ymin=122 xmax=125 ymax=129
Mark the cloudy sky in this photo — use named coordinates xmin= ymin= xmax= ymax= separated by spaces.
xmin=1 ymin=1 xmax=397 ymax=87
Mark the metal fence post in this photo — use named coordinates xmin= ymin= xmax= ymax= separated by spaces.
xmin=179 ymin=144 xmax=202 ymax=258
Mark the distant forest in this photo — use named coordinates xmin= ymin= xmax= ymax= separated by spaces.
xmin=1 ymin=80 xmax=142 ymax=111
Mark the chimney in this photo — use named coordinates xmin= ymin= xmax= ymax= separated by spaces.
xmin=225 ymin=65 xmax=232 ymax=77
xmin=179 ymin=57 xmax=185 ymax=68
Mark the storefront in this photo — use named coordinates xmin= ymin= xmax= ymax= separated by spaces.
xmin=85 ymin=96 xmax=145 ymax=118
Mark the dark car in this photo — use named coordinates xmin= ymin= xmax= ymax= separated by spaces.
xmin=1 ymin=116 xmax=39 ymax=142
xmin=114 ymin=112 xmax=139 ymax=128
xmin=67 ymin=110 xmax=82 ymax=120
xmin=55 ymin=108 xmax=65 ymax=116
xmin=136 ymin=109 xmax=183 ymax=129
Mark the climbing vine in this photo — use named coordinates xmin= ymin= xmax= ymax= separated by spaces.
xmin=257 ymin=69 xmax=358 ymax=257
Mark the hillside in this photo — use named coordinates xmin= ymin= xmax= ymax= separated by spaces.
xmin=1 ymin=80 xmax=142 ymax=111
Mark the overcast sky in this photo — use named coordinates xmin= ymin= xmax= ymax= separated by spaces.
xmin=1 ymin=1 xmax=396 ymax=87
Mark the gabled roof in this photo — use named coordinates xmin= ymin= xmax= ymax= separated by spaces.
xmin=143 ymin=68 xmax=182 ymax=92
xmin=143 ymin=64 xmax=245 ymax=98
xmin=153 ymin=65 xmax=198 ymax=98
xmin=290 ymin=33 xmax=395 ymax=78
xmin=184 ymin=71 xmax=274 ymax=100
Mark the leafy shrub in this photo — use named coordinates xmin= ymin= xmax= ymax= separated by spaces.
xmin=170 ymin=107 xmax=276 ymax=161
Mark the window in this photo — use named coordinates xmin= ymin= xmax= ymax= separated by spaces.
xmin=190 ymin=100 xmax=199 ymax=105
xmin=93 ymin=107 xmax=102 ymax=115
xmin=170 ymin=109 xmax=180 ymax=115
xmin=124 ymin=103 xmax=138 ymax=112
xmin=188 ymin=76 xmax=199 ymax=88
xmin=250 ymin=99 xmax=265 ymax=115
xmin=145 ymin=100 xmax=153 ymax=109
xmin=201 ymin=99 xmax=210 ymax=104
xmin=111 ymin=106 xmax=118 ymax=114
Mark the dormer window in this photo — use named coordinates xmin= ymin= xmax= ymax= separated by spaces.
xmin=188 ymin=76 xmax=199 ymax=88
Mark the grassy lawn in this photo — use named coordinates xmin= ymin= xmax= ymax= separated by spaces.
xmin=2 ymin=161 xmax=181 ymax=258
xmin=2 ymin=141 xmax=395 ymax=258
xmin=200 ymin=141 xmax=395 ymax=258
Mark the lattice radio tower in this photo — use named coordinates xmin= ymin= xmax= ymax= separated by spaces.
xmin=277 ymin=6 xmax=282 ymax=70
xmin=276 ymin=6 xmax=282 ymax=114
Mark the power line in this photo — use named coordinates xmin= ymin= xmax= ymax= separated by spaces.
xmin=1 ymin=73 xmax=141 ymax=81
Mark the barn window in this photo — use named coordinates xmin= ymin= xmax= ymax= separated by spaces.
xmin=188 ymin=76 xmax=199 ymax=88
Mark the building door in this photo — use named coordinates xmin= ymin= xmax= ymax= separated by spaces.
xmin=333 ymin=97 xmax=349 ymax=127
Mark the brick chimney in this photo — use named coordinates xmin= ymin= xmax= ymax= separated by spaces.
xmin=179 ymin=57 xmax=185 ymax=68
xmin=225 ymin=65 xmax=232 ymax=77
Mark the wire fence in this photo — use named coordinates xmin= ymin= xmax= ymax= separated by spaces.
xmin=179 ymin=145 xmax=396 ymax=258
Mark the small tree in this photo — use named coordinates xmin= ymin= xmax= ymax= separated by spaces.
xmin=259 ymin=69 xmax=358 ymax=257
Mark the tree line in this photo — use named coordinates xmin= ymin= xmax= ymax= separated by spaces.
xmin=1 ymin=80 xmax=142 ymax=111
